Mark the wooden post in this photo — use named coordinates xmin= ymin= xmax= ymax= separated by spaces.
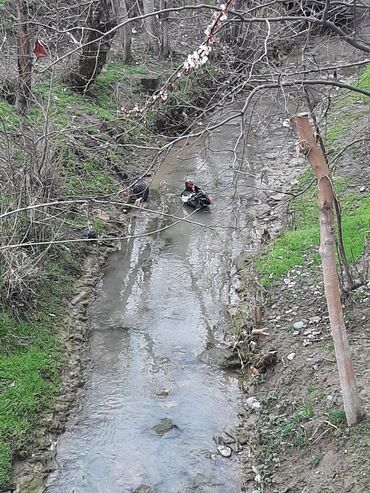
xmin=16 ymin=0 xmax=32 ymax=114
xmin=291 ymin=113 xmax=364 ymax=427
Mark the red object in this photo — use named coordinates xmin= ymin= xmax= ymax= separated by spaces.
xmin=33 ymin=39 xmax=48 ymax=59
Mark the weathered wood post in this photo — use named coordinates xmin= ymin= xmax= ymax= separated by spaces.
xmin=291 ymin=113 xmax=364 ymax=427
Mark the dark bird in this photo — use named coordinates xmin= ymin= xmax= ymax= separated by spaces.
xmin=83 ymin=225 xmax=97 ymax=243
xmin=130 ymin=177 xmax=150 ymax=206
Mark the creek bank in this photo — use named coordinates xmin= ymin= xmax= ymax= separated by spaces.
xmin=12 ymin=244 xmax=116 ymax=493
xmin=231 ymin=62 xmax=370 ymax=491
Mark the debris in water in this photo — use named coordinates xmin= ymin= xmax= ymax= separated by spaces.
xmin=156 ymin=388 xmax=171 ymax=398
xmin=133 ymin=486 xmax=153 ymax=493
xmin=287 ymin=352 xmax=296 ymax=360
xmin=161 ymin=400 xmax=177 ymax=409
xmin=217 ymin=445 xmax=232 ymax=458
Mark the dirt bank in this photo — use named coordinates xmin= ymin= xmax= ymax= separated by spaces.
xmin=233 ymin=64 xmax=369 ymax=493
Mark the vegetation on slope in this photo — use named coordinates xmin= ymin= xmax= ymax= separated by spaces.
xmin=257 ymin=64 xmax=370 ymax=285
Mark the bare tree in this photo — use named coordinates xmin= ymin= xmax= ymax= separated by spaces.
xmin=142 ymin=0 xmax=158 ymax=53
xmin=159 ymin=0 xmax=170 ymax=59
xmin=291 ymin=113 xmax=364 ymax=427
xmin=112 ymin=0 xmax=133 ymax=63
xmin=64 ymin=0 xmax=117 ymax=92
xmin=15 ymin=0 xmax=32 ymax=114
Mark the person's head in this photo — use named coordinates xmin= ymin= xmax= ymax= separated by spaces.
xmin=185 ymin=180 xmax=194 ymax=190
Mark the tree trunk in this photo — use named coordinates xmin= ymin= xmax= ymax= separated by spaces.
xmin=65 ymin=0 xmax=117 ymax=92
xmin=158 ymin=0 xmax=170 ymax=59
xmin=291 ymin=113 xmax=363 ymax=427
xmin=304 ymin=88 xmax=355 ymax=291
xmin=16 ymin=0 xmax=32 ymax=114
xmin=112 ymin=0 xmax=133 ymax=63
xmin=142 ymin=0 xmax=158 ymax=53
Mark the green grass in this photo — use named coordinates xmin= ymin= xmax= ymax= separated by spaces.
xmin=0 ymin=57 xmax=200 ymax=486
xmin=327 ymin=408 xmax=346 ymax=425
xmin=63 ymin=162 xmax=116 ymax=197
xmin=263 ymin=402 xmax=314 ymax=451
xmin=257 ymin=172 xmax=370 ymax=285
xmin=325 ymin=64 xmax=370 ymax=146
xmin=310 ymin=451 xmax=324 ymax=468
xmin=0 ymin=253 xmax=78 ymax=486
xmin=33 ymin=82 xmax=120 ymax=125
xmin=350 ymin=63 xmax=370 ymax=103
xmin=0 ymin=101 xmax=20 ymax=130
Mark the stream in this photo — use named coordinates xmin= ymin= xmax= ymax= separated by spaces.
xmin=45 ymin=100 xmax=296 ymax=493
xmin=45 ymin=35 xmax=358 ymax=493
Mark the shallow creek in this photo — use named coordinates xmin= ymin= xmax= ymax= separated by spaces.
xmin=45 ymin=35 xmax=358 ymax=493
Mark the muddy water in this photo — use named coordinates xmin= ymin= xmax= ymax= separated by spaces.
xmin=46 ymin=100 xmax=299 ymax=493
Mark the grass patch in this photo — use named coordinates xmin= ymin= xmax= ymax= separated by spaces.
xmin=33 ymin=82 xmax=120 ymax=126
xmin=327 ymin=408 xmax=346 ymax=425
xmin=0 ymin=101 xmax=20 ymax=130
xmin=349 ymin=63 xmax=370 ymax=103
xmin=0 ymin=252 xmax=78 ymax=487
xmin=310 ymin=451 xmax=324 ymax=468
xmin=262 ymin=402 xmax=314 ymax=452
xmin=257 ymin=172 xmax=370 ymax=285
xmin=324 ymin=64 xmax=370 ymax=146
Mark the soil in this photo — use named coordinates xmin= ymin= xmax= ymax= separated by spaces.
xmin=233 ymin=119 xmax=369 ymax=492
xmin=237 ymin=258 xmax=369 ymax=492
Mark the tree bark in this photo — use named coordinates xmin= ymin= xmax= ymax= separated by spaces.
xmin=158 ymin=0 xmax=170 ymax=59
xmin=65 ymin=0 xmax=117 ymax=92
xmin=112 ymin=0 xmax=133 ymax=63
xmin=291 ymin=113 xmax=363 ymax=427
xmin=142 ymin=0 xmax=158 ymax=53
xmin=16 ymin=0 xmax=32 ymax=114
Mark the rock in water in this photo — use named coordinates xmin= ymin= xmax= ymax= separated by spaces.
xmin=151 ymin=418 xmax=178 ymax=436
xmin=133 ymin=486 xmax=153 ymax=493
xmin=217 ymin=445 xmax=232 ymax=458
